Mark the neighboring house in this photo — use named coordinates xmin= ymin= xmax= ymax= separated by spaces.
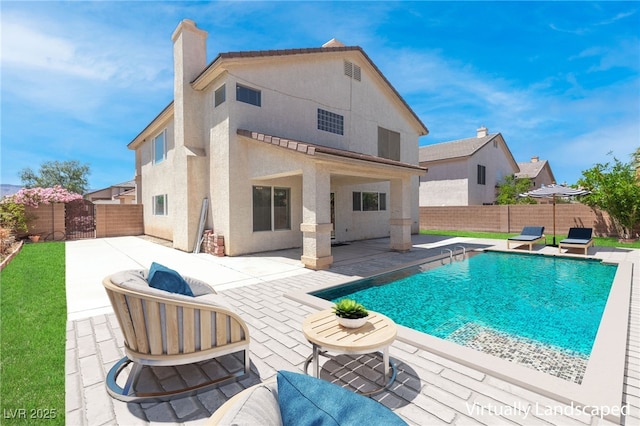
xmin=418 ymin=127 xmax=519 ymax=206
xmin=515 ymin=156 xmax=555 ymax=190
xmin=85 ymin=180 xmax=137 ymax=204
xmin=128 ymin=20 xmax=428 ymax=269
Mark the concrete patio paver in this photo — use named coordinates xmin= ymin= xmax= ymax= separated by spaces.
xmin=65 ymin=235 xmax=640 ymax=425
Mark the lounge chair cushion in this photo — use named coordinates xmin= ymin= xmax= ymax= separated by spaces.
xmin=148 ymin=262 xmax=194 ymax=297
xmin=110 ymin=270 xmax=229 ymax=308
xmin=509 ymin=226 xmax=544 ymax=241
xmin=216 ymin=382 xmax=282 ymax=425
xmin=276 ymin=370 xmax=407 ymax=426
xmin=564 ymin=228 xmax=593 ymax=242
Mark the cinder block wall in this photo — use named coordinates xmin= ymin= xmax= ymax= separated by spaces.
xmin=95 ymin=205 xmax=144 ymax=238
xmin=420 ymin=204 xmax=623 ymax=237
xmin=24 ymin=204 xmax=66 ymax=240
xmin=23 ymin=204 xmax=144 ymax=240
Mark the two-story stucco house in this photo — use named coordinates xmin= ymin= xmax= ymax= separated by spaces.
xmin=418 ymin=128 xmax=518 ymax=206
xmin=515 ymin=156 xmax=556 ymax=190
xmin=128 ymin=20 xmax=428 ymax=269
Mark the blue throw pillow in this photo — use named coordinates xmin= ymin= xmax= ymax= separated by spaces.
xmin=276 ymin=370 xmax=407 ymax=426
xmin=147 ymin=262 xmax=194 ymax=297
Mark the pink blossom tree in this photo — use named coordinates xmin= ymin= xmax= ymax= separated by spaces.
xmin=2 ymin=186 xmax=83 ymax=207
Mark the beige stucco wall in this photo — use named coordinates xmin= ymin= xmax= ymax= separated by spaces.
xmin=139 ymin=121 xmax=175 ymax=241
xmin=419 ymin=137 xmax=517 ymax=206
xmin=201 ymin=53 xmax=422 ymax=255
xmin=419 ymin=161 xmax=469 ymax=206
xmin=134 ymin=27 xmax=425 ymax=255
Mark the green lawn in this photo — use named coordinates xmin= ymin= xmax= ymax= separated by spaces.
xmin=0 ymin=242 xmax=66 ymax=425
xmin=420 ymin=229 xmax=640 ymax=248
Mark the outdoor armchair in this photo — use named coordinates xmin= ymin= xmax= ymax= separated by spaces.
xmin=506 ymin=226 xmax=545 ymax=251
xmin=103 ymin=268 xmax=250 ymax=402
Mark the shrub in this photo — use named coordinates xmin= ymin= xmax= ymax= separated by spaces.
xmin=0 ymin=202 xmax=29 ymax=234
xmin=0 ymin=227 xmax=16 ymax=258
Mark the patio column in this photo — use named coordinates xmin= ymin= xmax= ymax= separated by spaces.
xmin=300 ymin=167 xmax=333 ymax=269
xmin=389 ymin=177 xmax=412 ymax=252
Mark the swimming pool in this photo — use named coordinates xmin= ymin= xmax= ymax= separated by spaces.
xmin=288 ymin=249 xmax=632 ymax=422
xmin=311 ymin=251 xmax=617 ymax=380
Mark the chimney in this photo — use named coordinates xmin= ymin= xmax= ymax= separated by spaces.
xmin=531 ymin=156 xmax=539 ymax=163
xmin=477 ymin=126 xmax=488 ymax=138
xmin=322 ymin=38 xmax=346 ymax=48
xmin=171 ymin=19 xmax=208 ymax=252
xmin=172 ymin=19 xmax=207 ymax=150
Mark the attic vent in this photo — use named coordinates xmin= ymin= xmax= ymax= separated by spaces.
xmin=344 ymin=60 xmax=361 ymax=81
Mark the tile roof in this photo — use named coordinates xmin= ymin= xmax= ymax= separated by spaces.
xmin=237 ymin=129 xmax=426 ymax=172
xmin=515 ymin=160 xmax=548 ymax=179
xmin=418 ymin=134 xmax=501 ymax=163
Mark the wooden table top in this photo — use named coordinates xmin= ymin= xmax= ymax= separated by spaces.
xmin=302 ymin=309 xmax=397 ymax=353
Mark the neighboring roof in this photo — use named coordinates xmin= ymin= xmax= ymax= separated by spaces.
xmin=192 ymin=45 xmax=428 ymax=136
xmin=418 ymin=133 xmax=520 ymax=172
xmin=515 ymin=160 xmax=554 ymax=180
xmin=237 ymin=129 xmax=426 ymax=173
xmin=419 ymin=134 xmax=500 ymax=162
xmin=85 ymin=180 xmax=136 ymax=197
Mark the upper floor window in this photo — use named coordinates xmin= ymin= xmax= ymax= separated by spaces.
xmin=153 ymin=129 xmax=166 ymax=164
xmin=378 ymin=127 xmax=400 ymax=161
xmin=215 ymin=84 xmax=226 ymax=107
xmin=317 ymin=109 xmax=344 ymax=135
xmin=236 ymin=84 xmax=261 ymax=107
xmin=477 ymin=165 xmax=486 ymax=185
xmin=153 ymin=194 xmax=168 ymax=216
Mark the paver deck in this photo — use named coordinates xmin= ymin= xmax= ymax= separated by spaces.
xmin=65 ymin=235 xmax=640 ymax=425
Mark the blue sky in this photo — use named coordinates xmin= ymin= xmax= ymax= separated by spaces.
xmin=1 ymin=1 xmax=638 ymax=191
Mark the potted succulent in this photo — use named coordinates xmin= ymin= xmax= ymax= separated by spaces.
xmin=332 ymin=298 xmax=369 ymax=328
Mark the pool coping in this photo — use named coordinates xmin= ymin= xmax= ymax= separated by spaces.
xmin=286 ymin=252 xmax=633 ymax=423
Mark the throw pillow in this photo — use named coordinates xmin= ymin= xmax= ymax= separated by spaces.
xmin=277 ymin=370 xmax=407 ymax=426
xmin=147 ymin=262 xmax=194 ymax=297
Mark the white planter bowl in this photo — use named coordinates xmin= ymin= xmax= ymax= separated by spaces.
xmin=336 ymin=316 xmax=369 ymax=329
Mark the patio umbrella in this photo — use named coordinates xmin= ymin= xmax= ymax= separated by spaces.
xmin=519 ymin=184 xmax=590 ymax=246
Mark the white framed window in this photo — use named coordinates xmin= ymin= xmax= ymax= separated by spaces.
xmin=153 ymin=129 xmax=167 ymax=164
xmin=352 ymin=192 xmax=386 ymax=211
xmin=253 ymin=186 xmax=290 ymax=231
xmin=153 ymin=194 xmax=168 ymax=216
xmin=477 ymin=165 xmax=486 ymax=185
xmin=215 ymin=84 xmax=226 ymax=107
xmin=236 ymin=84 xmax=261 ymax=106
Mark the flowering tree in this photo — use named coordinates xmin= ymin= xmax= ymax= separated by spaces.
xmin=2 ymin=186 xmax=83 ymax=208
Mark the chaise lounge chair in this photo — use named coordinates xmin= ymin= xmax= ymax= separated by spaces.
xmin=507 ymin=226 xmax=545 ymax=251
xmin=559 ymin=227 xmax=593 ymax=255
xmin=103 ymin=265 xmax=250 ymax=402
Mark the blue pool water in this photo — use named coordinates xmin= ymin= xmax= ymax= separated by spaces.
xmin=313 ymin=252 xmax=617 ymax=356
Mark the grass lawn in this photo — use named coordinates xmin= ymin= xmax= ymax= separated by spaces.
xmin=0 ymin=242 xmax=66 ymax=425
xmin=420 ymin=229 xmax=640 ymax=249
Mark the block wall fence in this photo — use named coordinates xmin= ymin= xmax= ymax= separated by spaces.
xmin=419 ymin=204 xmax=637 ymax=237
xmin=21 ymin=203 xmax=635 ymax=242
xmin=24 ymin=204 xmax=143 ymax=240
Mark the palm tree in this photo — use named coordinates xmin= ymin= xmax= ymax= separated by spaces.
xmin=634 ymin=147 xmax=640 ymax=179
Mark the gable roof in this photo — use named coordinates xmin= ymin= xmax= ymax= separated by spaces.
xmin=419 ymin=134 xmax=500 ymax=162
xmin=516 ymin=159 xmax=555 ymax=181
xmin=192 ymin=45 xmax=428 ymax=136
xmin=418 ymin=133 xmax=520 ymax=172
